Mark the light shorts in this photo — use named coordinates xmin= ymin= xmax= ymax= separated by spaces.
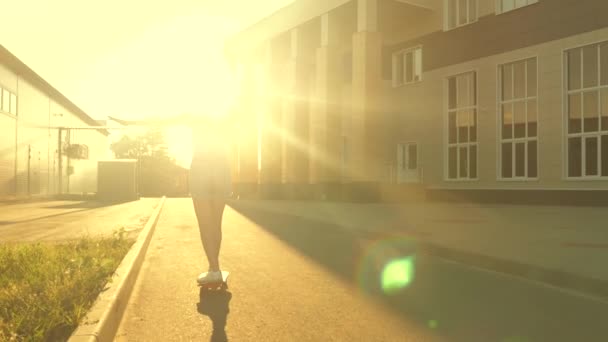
xmin=189 ymin=157 xmax=232 ymax=200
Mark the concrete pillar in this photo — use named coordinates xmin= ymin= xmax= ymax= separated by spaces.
xmin=258 ymin=42 xmax=283 ymax=197
xmin=351 ymin=0 xmax=385 ymax=183
xmin=283 ymin=28 xmax=311 ymax=189
xmin=235 ymin=61 xmax=260 ymax=195
xmin=357 ymin=0 xmax=378 ymax=32
xmin=311 ymin=13 xmax=342 ymax=186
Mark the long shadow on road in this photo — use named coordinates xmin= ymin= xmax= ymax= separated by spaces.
xmin=197 ymin=290 xmax=232 ymax=342
xmin=230 ymin=203 xmax=608 ymax=342
xmin=43 ymin=201 xmax=119 ymax=210
xmin=230 ymin=203 xmax=372 ymax=280
xmin=0 ymin=200 xmax=135 ymax=226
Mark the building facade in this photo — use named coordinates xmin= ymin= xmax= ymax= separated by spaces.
xmin=226 ymin=0 xmax=608 ymax=203
xmin=0 ymin=45 xmax=109 ymax=199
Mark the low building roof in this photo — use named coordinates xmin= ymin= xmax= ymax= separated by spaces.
xmin=0 ymin=44 xmax=108 ymax=136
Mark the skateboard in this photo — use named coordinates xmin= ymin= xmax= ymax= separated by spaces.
xmin=198 ymin=271 xmax=229 ymax=291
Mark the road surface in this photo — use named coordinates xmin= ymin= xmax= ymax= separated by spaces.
xmin=0 ymin=198 xmax=159 ymax=242
xmin=117 ymin=199 xmax=608 ymax=341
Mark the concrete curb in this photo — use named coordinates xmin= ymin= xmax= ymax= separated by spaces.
xmin=69 ymin=196 xmax=166 ymax=342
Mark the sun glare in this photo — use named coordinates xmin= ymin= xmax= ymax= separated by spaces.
xmin=166 ymin=126 xmax=193 ymax=168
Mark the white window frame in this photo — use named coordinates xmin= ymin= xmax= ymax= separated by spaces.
xmin=496 ymin=0 xmax=538 ymax=15
xmin=392 ymin=46 xmax=423 ymax=87
xmin=397 ymin=142 xmax=421 ymax=184
xmin=564 ymin=41 xmax=608 ymax=180
xmin=0 ymin=86 xmax=17 ymax=117
xmin=497 ymin=57 xmax=539 ymax=181
xmin=445 ymin=71 xmax=479 ymax=181
xmin=444 ymin=0 xmax=479 ymax=31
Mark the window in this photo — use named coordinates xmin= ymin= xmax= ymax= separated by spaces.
xmin=499 ymin=58 xmax=538 ymax=179
xmin=444 ymin=0 xmax=478 ymax=31
xmin=566 ymin=42 xmax=608 ymax=178
xmin=398 ymin=143 xmax=418 ymax=171
xmin=0 ymin=88 xmax=18 ymax=116
xmin=397 ymin=143 xmax=420 ymax=183
xmin=497 ymin=0 xmax=538 ymax=14
xmin=392 ymin=47 xmax=422 ymax=87
xmin=408 ymin=144 xmax=418 ymax=170
xmin=447 ymin=72 xmax=478 ymax=180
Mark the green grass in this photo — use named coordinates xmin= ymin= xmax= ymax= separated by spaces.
xmin=0 ymin=230 xmax=133 ymax=342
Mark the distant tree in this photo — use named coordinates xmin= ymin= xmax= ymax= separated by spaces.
xmin=110 ymin=129 xmax=168 ymax=159
xmin=110 ymin=129 xmax=188 ymax=196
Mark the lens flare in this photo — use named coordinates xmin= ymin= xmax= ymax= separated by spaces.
xmin=381 ymin=256 xmax=415 ymax=294
xmin=427 ymin=320 xmax=439 ymax=330
xmin=356 ymin=234 xmax=418 ymax=295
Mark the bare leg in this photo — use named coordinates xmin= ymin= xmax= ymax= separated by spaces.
xmin=192 ymin=198 xmax=224 ymax=271
xmin=211 ymin=199 xmax=225 ymax=267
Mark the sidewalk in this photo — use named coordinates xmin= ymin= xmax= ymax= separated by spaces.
xmin=229 ymin=200 xmax=608 ymax=298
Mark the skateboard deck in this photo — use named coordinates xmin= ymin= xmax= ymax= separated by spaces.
xmin=198 ymin=271 xmax=229 ymax=291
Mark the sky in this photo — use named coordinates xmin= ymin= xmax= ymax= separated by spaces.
xmin=1 ymin=0 xmax=294 ymax=166
xmin=1 ymin=0 xmax=294 ymax=120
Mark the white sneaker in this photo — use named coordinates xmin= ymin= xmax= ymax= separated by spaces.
xmin=197 ymin=271 xmax=222 ymax=285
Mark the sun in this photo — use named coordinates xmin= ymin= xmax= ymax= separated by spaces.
xmin=166 ymin=126 xmax=193 ymax=168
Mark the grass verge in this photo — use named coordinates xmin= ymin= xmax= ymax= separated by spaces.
xmin=0 ymin=230 xmax=133 ymax=341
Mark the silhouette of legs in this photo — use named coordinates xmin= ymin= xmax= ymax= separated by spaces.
xmin=193 ymin=198 xmax=225 ymax=271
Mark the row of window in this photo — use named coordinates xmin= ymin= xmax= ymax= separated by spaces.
xmin=444 ymin=41 xmax=608 ymax=181
xmin=0 ymin=87 xmax=17 ymax=116
xmin=445 ymin=0 xmax=539 ymax=31
xmin=566 ymin=42 xmax=608 ymax=178
xmin=393 ymin=1 xmax=539 ymax=87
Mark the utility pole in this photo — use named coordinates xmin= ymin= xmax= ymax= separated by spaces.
xmin=57 ymin=127 xmax=63 ymax=195
xmin=51 ymin=124 xmax=120 ymax=196
xmin=27 ymin=144 xmax=31 ymax=197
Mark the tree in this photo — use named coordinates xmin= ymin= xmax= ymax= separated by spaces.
xmin=110 ymin=129 xmax=169 ymax=159
xmin=110 ymin=129 xmax=188 ymax=196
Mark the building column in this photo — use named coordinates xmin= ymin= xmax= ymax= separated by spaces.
xmin=283 ymin=28 xmax=311 ymax=196
xmin=311 ymin=13 xmax=342 ymax=194
xmin=235 ymin=61 xmax=260 ymax=197
xmin=258 ymin=42 xmax=283 ymax=198
xmin=351 ymin=0 xmax=385 ymax=183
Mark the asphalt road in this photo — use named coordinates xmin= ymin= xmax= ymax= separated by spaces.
xmin=0 ymin=198 xmax=159 ymax=242
xmin=116 ymin=199 xmax=608 ymax=342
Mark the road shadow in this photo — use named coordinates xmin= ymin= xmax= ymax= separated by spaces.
xmin=44 ymin=200 xmax=122 ymax=209
xmin=229 ymin=202 xmax=415 ymax=283
xmin=229 ymin=203 xmax=608 ymax=342
xmin=197 ymin=290 xmax=232 ymax=342
xmin=0 ymin=200 xmax=137 ymax=226
xmin=0 ymin=207 xmax=102 ymax=226
xmin=228 ymin=203 xmax=426 ymax=305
